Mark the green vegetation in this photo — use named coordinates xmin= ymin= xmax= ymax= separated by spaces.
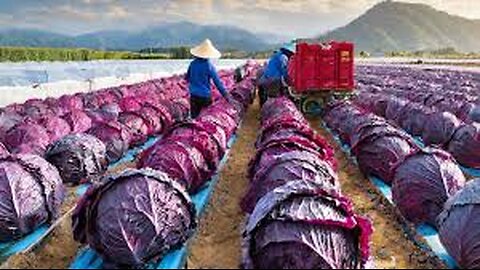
xmin=0 ymin=47 xmax=140 ymax=62
xmin=0 ymin=46 xmax=273 ymax=62
xmin=139 ymin=47 xmax=272 ymax=59
xmin=138 ymin=47 xmax=193 ymax=59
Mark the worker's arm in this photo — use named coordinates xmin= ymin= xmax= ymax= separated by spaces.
xmin=209 ymin=63 xmax=227 ymax=97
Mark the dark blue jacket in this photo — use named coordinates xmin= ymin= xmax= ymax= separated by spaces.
xmin=261 ymin=51 xmax=289 ymax=82
xmin=187 ymin=58 xmax=227 ymax=99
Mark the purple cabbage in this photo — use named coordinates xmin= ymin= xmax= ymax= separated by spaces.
xmin=0 ymin=112 xmax=23 ymax=142
xmin=23 ymin=99 xmax=51 ymax=119
xmin=0 ymin=154 xmax=65 ymax=241
xmin=241 ymin=151 xmax=339 ymax=213
xmin=85 ymin=105 xmax=120 ymax=125
xmin=371 ymin=94 xmax=390 ymax=117
xmin=261 ymin=128 xmax=336 ymax=168
xmin=447 ymin=123 xmax=480 ymax=169
xmin=45 ymin=134 xmax=107 ymax=185
xmin=256 ymin=117 xmax=309 ymax=147
xmin=138 ymin=140 xmax=209 ymax=192
xmin=392 ymin=148 xmax=466 ymax=227
xmin=400 ymin=104 xmax=432 ymax=136
xmin=352 ymin=133 xmax=419 ymax=184
xmin=260 ymin=97 xmax=301 ymax=124
xmin=197 ymin=111 xmax=237 ymax=140
xmin=62 ymin=110 xmax=93 ymax=134
xmin=149 ymin=103 xmax=174 ymax=131
xmin=4 ymin=122 xmax=50 ymax=155
xmin=37 ymin=115 xmax=72 ymax=143
xmin=422 ymin=112 xmax=461 ymax=146
xmin=118 ymin=111 xmax=150 ymax=145
xmin=81 ymin=93 xmax=103 ymax=110
xmin=385 ymin=97 xmax=408 ymax=125
xmin=138 ymin=106 xmax=163 ymax=135
xmin=350 ymin=121 xmax=409 ymax=150
xmin=164 ymin=121 xmax=226 ymax=174
xmin=437 ymin=178 xmax=480 ymax=269
xmin=56 ymin=95 xmax=84 ymax=115
xmin=249 ymin=134 xmax=337 ymax=179
xmin=72 ymin=169 xmax=196 ymax=268
xmin=86 ymin=122 xmax=132 ymax=163
xmin=119 ymin=97 xmax=142 ymax=112
xmin=242 ymin=180 xmax=372 ymax=269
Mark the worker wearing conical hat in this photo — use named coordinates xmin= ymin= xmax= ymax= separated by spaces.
xmin=187 ymin=39 xmax=232 ymax=118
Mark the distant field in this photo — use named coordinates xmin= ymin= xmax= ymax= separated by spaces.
xmin=0 ymin=46 xmax=254 ymax=62
xmin=0 ymin=47 xmax=146 ymax=62
xmin=358 ymin=57 xmax=480 ymax=68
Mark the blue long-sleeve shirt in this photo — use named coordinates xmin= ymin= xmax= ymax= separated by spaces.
xmin=186 ymin=58 xmax=227 ymax=99
xmin=261 ymin=51 xmax=289 ymax=82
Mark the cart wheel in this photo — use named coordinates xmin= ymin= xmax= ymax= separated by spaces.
xmin=301 ymin=97 xmax=323 ymax=116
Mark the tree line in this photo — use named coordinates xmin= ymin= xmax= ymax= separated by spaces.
xmin=0 ymin=47 xmax=144 ymax=62
xmin=0 ymin=46 xmax=274 ymax=62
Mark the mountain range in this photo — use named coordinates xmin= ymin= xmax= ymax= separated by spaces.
xmin=0 ymin=1 xmax=479 ymax=53
xmin=0 ymin=22 xmax=274 ymax=52
xmin=318 ymin=0 xmax=480 ymax=53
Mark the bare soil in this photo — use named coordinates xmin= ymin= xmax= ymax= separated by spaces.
xmin=187 ymin=101 xmax=260 ymax=269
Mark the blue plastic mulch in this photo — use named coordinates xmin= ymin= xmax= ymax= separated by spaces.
xmin=0 ymin=226 xmax=49 ymax=261
xmin=70 ymin=134 xmax=238 ymax=269
xmin=461 ymin=166 xmax=480 ymax=178
xmin=322 ymin=122 xmax=458 ymax=269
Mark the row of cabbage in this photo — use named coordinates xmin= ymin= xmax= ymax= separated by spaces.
xmin=0 ymin=74 xmax=190 ymax=157
xmin=324 ymin=100 xmax=480 ymax=268
xmin=0 ymin=68 xmax=239 ymax=186
xmin=354 ymin=91 xmax=480 ymax=169
xmin=356 ymin=65 xmax=479 ymax=169
xmin=241 ymin=97 xmax=372 ymax=269
xmin=0 ymin=64 xmax=255 ymax=246
xmin=70 ymin=66 xmax=259 ymax=268
xmin=357 ymin=65 xmax=479 ymax=106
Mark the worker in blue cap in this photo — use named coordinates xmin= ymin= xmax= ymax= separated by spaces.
xmin=258 ymin=42 xmax=296 ymax=106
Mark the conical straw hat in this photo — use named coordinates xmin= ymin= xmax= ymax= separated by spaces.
xmin=190 ymin=39 xmax=221 ymax=59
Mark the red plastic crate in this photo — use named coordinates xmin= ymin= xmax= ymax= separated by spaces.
xmin=289 ymin=41 xmax=354 ymax=93
xmin=335 ymin=42 xmax=355 ymax=89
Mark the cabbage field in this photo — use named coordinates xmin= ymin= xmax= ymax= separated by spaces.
xmin=0 ymin=61 xmax=479 ymax=269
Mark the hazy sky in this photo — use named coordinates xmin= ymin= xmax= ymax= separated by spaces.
xmin=1 ymin=0 xmax=479 ymax=38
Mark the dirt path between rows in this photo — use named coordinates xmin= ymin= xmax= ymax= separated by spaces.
xmin=187 ymin=101 xmax=260 ymax=269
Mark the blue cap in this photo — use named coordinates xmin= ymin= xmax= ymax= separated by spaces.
xmin=281 ymin=42 xmax=296 ymax=53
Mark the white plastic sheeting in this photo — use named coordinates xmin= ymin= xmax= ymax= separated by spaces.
xmin=0 ymin=59 xmax=246 ymax=106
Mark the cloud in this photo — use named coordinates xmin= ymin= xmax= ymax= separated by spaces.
xmin=106 ymin=5 xmax=130 ymax=19
xmin=0 ymin=0 xmax=478 ymax=37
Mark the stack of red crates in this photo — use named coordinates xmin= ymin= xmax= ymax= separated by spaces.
xmin=288 ymin=41 xmax=354 ymax=93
